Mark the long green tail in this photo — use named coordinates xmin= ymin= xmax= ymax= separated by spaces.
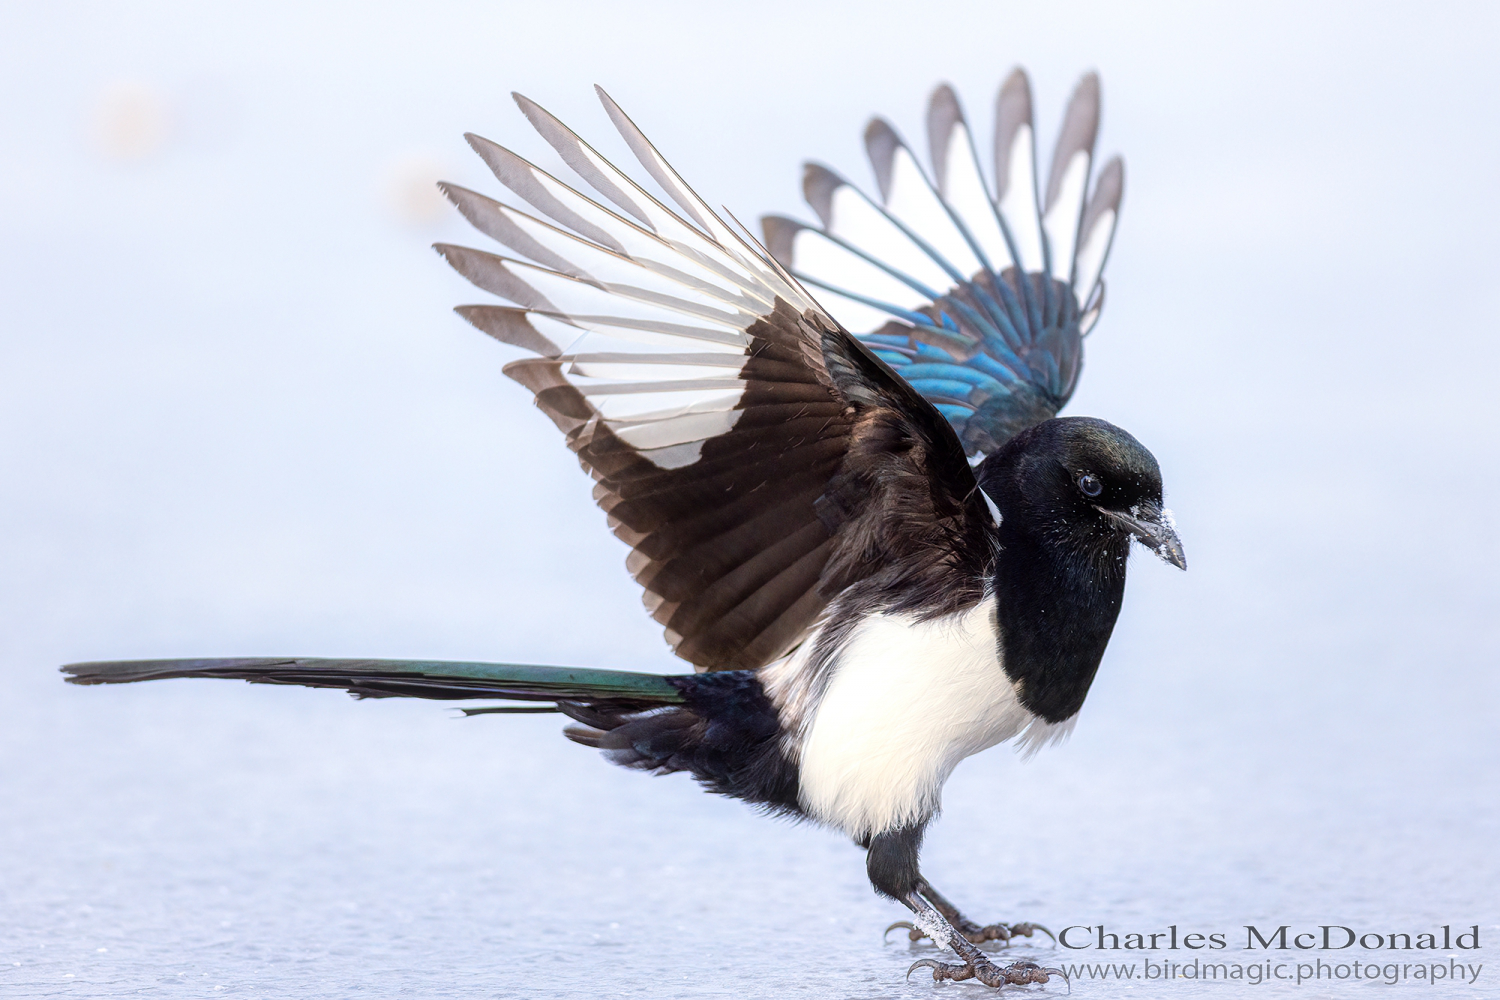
xmin=61 ymin=657 xmax=688 ymax=711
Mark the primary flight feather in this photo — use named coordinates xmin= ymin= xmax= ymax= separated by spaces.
xmin=66 ymin=70 xmax=1184 ymax=990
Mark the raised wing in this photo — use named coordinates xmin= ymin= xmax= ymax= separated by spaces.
xmin=439 ymin=88 xmax=992 ymax=671
xmin=761 ymin=70 xmax=1124 ymax=458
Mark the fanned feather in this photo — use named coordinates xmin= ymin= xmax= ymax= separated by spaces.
xmin=761 ymin=69 xmax=1126 ymax=457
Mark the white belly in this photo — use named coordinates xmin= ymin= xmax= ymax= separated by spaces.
xmin=791 ymin=596 xmax=1056 ymax=839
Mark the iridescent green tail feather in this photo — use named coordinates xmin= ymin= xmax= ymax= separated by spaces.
xmin=61 ymin=657 xmax=687 ymax=710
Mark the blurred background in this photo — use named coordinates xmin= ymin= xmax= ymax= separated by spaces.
xmin=2 ymin=1 xmax=1497 ymax=997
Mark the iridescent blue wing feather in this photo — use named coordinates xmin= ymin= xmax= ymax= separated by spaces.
xmin=762 ymin=70 xmax=1124 ymax=457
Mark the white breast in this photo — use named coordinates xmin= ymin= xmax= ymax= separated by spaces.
xmin=787 ymin=596 xmax=1061 ymax=839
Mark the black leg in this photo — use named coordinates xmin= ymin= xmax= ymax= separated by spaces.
xmin=866 ymin=827 xmax=1064 ymax=989
xmin=899 ymin=878 xmax=1055 ymax=947
xmin=865 ymin=823 xmax=927 ymax=901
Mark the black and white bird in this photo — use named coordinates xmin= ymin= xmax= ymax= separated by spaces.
xmin=66 ymin=70 xmax=1185 ymax=989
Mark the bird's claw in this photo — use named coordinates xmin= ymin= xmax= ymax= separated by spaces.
xmin=884 ymin=920 xmax=925 ymax=943
xmin=959 ymin=921 xmax=1056 ymax=946
xmin=907 ymin=957 xmax=1068 ymax=990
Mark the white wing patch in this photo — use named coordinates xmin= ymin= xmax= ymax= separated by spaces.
xmin=441 ymin=90 xmax=826 ymax=471
xmin=1043 ymin=149 xmax=1090 ymax=284
xmin=817 ymin=171 xmax=954 ymax=296
xmin=1073 ymin=155 xmax=1124 ymax=312
xmin=787 ymin=227 xmax=928 ymax=310
xmin=770 ymin=70 xmax=1123 ymax=339
xmin=867 ymin=120 xmax=985 ymax=280
xmin=997 ymin=122 xmax=1045 ymax=273
xmin=932 ymin=113 xmax=1012 ymax=272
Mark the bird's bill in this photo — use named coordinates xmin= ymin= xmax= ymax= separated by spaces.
xmin=1098 ymin=504 xmax=1187 ymax=570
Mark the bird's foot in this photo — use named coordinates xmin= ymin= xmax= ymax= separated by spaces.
xmin=961 ymin=920 xmax=1054 ymax=946
xmin=887 ymin=919 xmax=1054 ymax=947
xmin=907 ymin=956 xmax=1067 ymax=989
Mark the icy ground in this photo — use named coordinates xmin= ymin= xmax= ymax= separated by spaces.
xmin=4 ymin=653 xmax=1498 ymax=999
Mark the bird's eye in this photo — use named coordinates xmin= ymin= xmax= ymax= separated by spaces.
xmin=1078 ymin=474 xmax=1103 ymax=497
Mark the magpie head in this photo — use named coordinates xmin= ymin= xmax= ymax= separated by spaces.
xmin=979 ymin=416 xmax=1186 ymax=571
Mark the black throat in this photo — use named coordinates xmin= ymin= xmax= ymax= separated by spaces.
xmin=986 ymin=489 xmax=1132 ymax=724
xmin=991 ymin=519 xmax=1128 ymax=722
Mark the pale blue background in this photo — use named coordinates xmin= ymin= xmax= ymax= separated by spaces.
xmin=2 ymin=1 xmax=1497 ymax=997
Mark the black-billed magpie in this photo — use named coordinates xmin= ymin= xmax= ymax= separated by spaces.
xmin=65 ymin=69 xmax=1185 ymax=990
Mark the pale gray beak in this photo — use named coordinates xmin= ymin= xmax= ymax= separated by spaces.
xmin=1098 ymin=504 xmax=1187 ymax=570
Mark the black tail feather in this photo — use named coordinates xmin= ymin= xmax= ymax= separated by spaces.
xmin=61 ymin=657 xmax=688 ymax=708
xmin=63 ymin=657 xmax=802 ymax=816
